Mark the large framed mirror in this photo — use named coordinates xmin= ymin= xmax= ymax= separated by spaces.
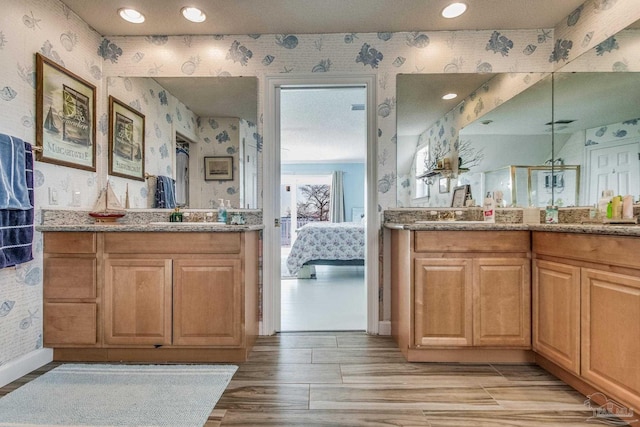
xmin=397 ymin=72 xmax=553 ymax=208
xmin=107 ymin=76 xmax=259 ymax=209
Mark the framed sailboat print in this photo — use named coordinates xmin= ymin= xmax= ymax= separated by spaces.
xmin=108 ymin=96 xmax=145 ymax=181
xmin=35 ymin=53 xmax=96 ymax=171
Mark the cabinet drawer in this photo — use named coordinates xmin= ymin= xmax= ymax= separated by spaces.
xmin=44 ymin=257 xmax=96 ymax=299
xmin=104 ymin=232 xmax=241 ymax=254
xmin=44 ymin=302 xmax=97 ymax=346
xmin=44 ymin=232 xmax=96 ymax=254
xmin=415 ymin=231 xmax=530 ymax=253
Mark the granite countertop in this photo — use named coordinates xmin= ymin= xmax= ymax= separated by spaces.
xmin=384 ymin=221 xmax=640 ymax=237
xmin=36 ymin=223 xmax=264 ymax=232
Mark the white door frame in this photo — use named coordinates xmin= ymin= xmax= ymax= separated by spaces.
xmin=262 ymin=73 xmax=378 ymax=335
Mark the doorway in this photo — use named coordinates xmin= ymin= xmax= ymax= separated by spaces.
xmin=263 ymin=74 xmax=378 ymax=335
xmin=586 ymin=139 xmax=640 ymax=204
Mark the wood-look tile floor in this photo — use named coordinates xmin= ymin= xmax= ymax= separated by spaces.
xmin=1 ymin=333 xmax=634 ymax=427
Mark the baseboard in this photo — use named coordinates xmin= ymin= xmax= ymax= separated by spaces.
xmin=0 ymin=347 xmax=53 ymax=388
xmin=378 ymin=320 xmax=391 ymax=336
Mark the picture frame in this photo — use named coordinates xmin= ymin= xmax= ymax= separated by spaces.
xmin=451 ymin=184 xmax=472 ymax=208
xmin=438 ymin=177 xmax=450 ymax=193
xmin=108 ymin=96 xmax=145 ymax=181
xmin=35 ymin=53 xmax=96 ymax=171
xmin=204 ymin=156 xmax=233 ymax=181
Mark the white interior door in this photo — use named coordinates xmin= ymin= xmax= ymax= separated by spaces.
xmin=587 ymin=140 xmax=639 ymax=204
xmin=263 ymin=74 xmax=378 ymax=335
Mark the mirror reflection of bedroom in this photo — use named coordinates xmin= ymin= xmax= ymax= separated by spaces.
xmin=279 ymin=86 xmax=367 ymax=331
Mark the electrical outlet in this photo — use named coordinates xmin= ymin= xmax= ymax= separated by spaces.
xmin=48 ymin=188 xmax=58 ymax=205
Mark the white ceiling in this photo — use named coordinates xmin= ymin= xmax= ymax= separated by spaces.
xmin=74 ymin=0 xmax=589 ymax=163
xmin=61 ymin=0 xmax=586 ymax=36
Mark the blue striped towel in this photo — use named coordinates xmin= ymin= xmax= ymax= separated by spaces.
xmin=0 ymin=139 xmax=34 ymax=268
xmin=154 ymin=175 xmax=176 ymax=209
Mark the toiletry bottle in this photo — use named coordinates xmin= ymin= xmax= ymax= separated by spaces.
xmin=598 ymin=190 xmax=612 ymax=218
xmin=611 ymin=195 xmax=622 ymax=219
xmin=623 ymin=195 xmax=634 ymax=219
xmin=606 ymin=201 xmax=612 ymax=219
xmin=483 ymin=192 xmax=495 ymax=223
xmin=217 ymin=198 xmax=227 ymax=223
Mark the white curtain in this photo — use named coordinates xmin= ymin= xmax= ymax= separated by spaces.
xmin=330 ymin=171 xmax=345 ymax=222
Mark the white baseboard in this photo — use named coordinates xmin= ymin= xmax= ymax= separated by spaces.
xmin=378 ymin=320 xmax=391 ymax=336
xmin=0 ymin=348 xmax=53 ymax=388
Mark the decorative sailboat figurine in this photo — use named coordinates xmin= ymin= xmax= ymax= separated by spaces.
xmin=89 ymin=181 xmax=126 ymax=223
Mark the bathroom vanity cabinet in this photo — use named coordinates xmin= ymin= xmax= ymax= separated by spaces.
xmin=533 ymin=231 xmax=640 ymax=413
xmin=43 ymin=230 xmax=259 ymax=362
xmin=391 ymin=229 xmax=531 ymax=362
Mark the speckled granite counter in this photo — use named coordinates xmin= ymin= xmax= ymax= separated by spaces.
xmin=36 ymin=223 xmax=264 ymax=232
xmin=384 ymin=221 xmax=640 ymax=237
xmin=36 ymin=208 xmax=263 ymax=232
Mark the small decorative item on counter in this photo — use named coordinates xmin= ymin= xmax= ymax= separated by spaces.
xmin=230 ymin=214 xmax=245 ymax=225
xmin=494 ymin=190 xmax=504 ymax=208
xmin=483 ymin=192 xmax=495 ymax=223
xmin=523 ymin=207 xmax=540 ymax=224
xmin=169 ymin=207 xmax=183 ymax=222
xmin=545 ymin=206 xmax=558 ymax=224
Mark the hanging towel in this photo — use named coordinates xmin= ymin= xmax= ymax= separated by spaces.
xmin=154 ymin=175 xmax=176 ymax=208
xmin=0 ymin=141 xmax=34 ymax=268
xmin=0 ymin=134 xmax=32 ymax=210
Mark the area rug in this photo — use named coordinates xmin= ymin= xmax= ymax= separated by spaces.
xmin=0 ymin=363 xmax=237 ymax=426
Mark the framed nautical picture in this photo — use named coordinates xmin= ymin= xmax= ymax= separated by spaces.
xmin=451 ymin=184 xmax=471 ymax=208
xmin=35 ymin=53 xmax=96 ymax=171
xmin=108 ymin=96 xmax=145 ymax=181
xmin=204 ymin=156 xmax=233 ymax=181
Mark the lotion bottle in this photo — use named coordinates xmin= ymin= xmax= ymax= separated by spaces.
xmin=483 ymin=192 xmax=495 ymax=223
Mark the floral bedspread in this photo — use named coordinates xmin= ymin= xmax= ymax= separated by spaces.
xmin=286 ymin=222 xmax=365 ymax=276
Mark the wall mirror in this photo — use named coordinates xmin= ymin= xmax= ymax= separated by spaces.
xmin=552 ymin=72 xmax=640 ymax=207
xmin=397 ymin=72 xmax=553 ymax=208
xmin=107 ymin=76 xmax=259 ymax=209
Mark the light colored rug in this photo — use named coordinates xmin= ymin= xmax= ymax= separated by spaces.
xmin=0 ymin=363 xmax=237 ymax=427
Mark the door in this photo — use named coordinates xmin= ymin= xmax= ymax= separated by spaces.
xmin=104 ymin=258 xmax=172 ymax=346
xmin=173 ymin=258 xmax=242 ymax=346
xmin=587 ymin=140 xmax=639 ymax=204
xmin=473 ymin=258 xmax=531 ymax=347
xmin=263 ymin=74 xmax=378 ymax=335
xmin=414 ymin=258 xmax=473 ymax=346
xmin=532 ymin=259 xmax=580 ymax=374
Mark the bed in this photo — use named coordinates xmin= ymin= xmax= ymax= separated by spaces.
xmin=286 ymin=221 xmax=365 ymax=278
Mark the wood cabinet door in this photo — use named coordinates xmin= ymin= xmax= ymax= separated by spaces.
xmin=414 ymin=258 xmax=472 ymax=346
xmin=104 ymin=259 xmax=172 ymax=346
xmin=473 ymin=258 xmax=531 ymax=347
xmin=582 ymin=268 xmax=640 ymax=411
xmin=173 ymin=258 xmax=242 ymax=346
xmin=532 ymin=259 xmax=580 ymax=375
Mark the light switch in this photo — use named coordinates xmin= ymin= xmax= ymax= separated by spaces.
xmin=48 ymin=188 xmax=58 ymax=205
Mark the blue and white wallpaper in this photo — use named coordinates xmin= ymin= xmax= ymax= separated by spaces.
xmin=1 ymin=0 xmax=640 ymax=367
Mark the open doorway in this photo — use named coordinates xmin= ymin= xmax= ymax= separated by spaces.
xmin=278 ymin=86 xmax=367 ymax=331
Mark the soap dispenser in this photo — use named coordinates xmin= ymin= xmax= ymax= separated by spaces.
xmin=217 ymin=198 xmax=227 ymax=224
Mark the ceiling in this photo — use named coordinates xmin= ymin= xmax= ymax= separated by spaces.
xmin=81 ymin=0 xmax=588 ymax=163
xmin=61 ymin=0 xmax=585 ymax=36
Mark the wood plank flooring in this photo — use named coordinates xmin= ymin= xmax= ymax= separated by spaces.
xmin=1 ymin=333 xmax=634 ymax=426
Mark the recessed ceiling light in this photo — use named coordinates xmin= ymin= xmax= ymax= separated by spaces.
xmin=442 ymin=93 xmax=458 ymax=100
xmin=118 ymin=8 xmax=145 ymax=24
xmin=181 ymin=7 xmax=206 ymax=23
xmin=441 ymin=2 xmax=467 ymax=19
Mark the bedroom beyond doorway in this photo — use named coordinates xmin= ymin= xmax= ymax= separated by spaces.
xmin=278 ymin=86 xmax=367 ymax=332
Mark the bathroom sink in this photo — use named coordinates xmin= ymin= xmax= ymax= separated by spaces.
xmin=414 ymin=220 xmax=489 ymax=224
xmin=148 ymin=221 xmax=224 ymax=226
